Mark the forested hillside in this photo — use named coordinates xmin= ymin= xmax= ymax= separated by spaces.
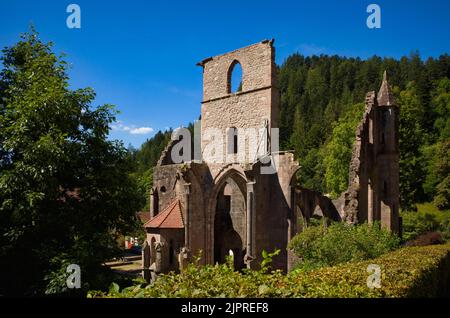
xmin=132 ymin=52 xmax=450 ymax=211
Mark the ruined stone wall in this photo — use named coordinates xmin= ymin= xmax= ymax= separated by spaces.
xmin=199 ymin=40 xmax=278 ymax=163
xmin=249 ymin=154 xmax=299 ymax=272
xmin=182 ymin=163 xmax=211 ymax=265
xmin=153 ymin=165 xmax=181 ymax=213
xmin=342 ymin=77 xmax=400 ymax=233
xmin=229 ymin=180 xmax=246 ymax=242
xmin=148 ymin=41 xmax=302 ymax=274
xmin=343 ymin=91 xmax=376 ymax=224
xmin=202 ymin=90 xmax=272 ymax=163
xmin=200 ymin=40 xmax=275 ymax=101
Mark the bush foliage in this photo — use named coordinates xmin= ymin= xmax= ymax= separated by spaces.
xmin=89 ymin=244 xmax=450 ymax=298
xmin=402 ymin=203 xmax=450 ymax=241
xmin=288 ymin=222 xmax=401 ymax=271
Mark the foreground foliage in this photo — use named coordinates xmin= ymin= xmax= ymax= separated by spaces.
xmin=89 ymin=244 xmax=450 ymax=298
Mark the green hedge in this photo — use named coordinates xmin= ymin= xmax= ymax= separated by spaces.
xmin=286 ymin=243 xmax=450 ymax=297
xmin=89 ymin=243 xmax=450 ymax=298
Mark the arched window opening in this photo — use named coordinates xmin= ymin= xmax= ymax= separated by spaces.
xmin=160 ymin=186 xmax=166 ymax=193
xmin=227 ymin=61 xmax=243 ymax=94
xmin=227 ymin=127 xmax=238 ymax=154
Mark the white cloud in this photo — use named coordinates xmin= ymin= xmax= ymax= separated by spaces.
xmin=130 ymin=127 xmax=154 ymax=135
xmin=111 ymin=121 xmax=154 ymax=135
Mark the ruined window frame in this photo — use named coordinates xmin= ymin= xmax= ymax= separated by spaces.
xmin=227 ymin=60 xmax=243 ymax=94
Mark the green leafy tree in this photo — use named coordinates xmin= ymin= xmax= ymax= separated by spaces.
xmin=324 ymin=103 xmax=364 ymax=197
xmin=421 ymin=78 xmax=450 ymax=209
xmin=0 ymin=29 xmax=144 ymax=295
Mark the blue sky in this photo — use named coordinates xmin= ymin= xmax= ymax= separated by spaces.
xmin=1 ymin=0 xmax=449 ymax=147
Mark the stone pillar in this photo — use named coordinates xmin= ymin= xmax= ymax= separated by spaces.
xmin=287 ymin=185 xmax=297 ymax=272
xmin=150 ymin=188 xmax=158 ymax=219
xmin=141 ymin=240 xmax=151 ymax=282
xmin=290 ymin=185 xmax=297 ymax=236
xmin=368 ymin=180 xmax=374 ymax=225
xmin=244 ymin=181 xmax=255 ymax=269
xmin=155 ymin=242 xmax=163 ymax=274
xmin=149 ymin=188 xmax=155 ymax=218
xmin=380 ymin=201 xmax=391 ymax=230
xmin=178 ymin=247 xmax=190 ymax=272
xmin=183 ymin=183 xmax=191 ymax=252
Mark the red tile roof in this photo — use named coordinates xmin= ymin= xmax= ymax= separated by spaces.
xmin=144 ymin=200 xmax=184 ymax=229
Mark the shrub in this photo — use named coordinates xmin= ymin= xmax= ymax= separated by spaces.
xmin=401 ymin=204 xmax=450 ymax=241
xmin=89 ymin=250 xmax=287 ymax=298
xmin=89 ymin=244 xmax=450 ymax=298
xmin=288 ymin=222 xmax=401 ymax=271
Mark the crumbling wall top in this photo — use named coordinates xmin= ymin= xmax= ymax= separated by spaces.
xmin=198 ymin=39 xmax=276 ymax=102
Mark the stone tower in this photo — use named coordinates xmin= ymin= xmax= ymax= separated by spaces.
xmin=373 ymin=71 xmax=400 ymax=231
xmin=198 ymin=39 xmax=279 ymax=164
xmin=343 ymin=71 xmax=400 ymax=232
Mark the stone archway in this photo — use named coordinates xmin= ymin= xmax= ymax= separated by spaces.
xmin=296 ymin=188 xmax=341 ymax=228
xmin=208 ymin=169 xmax=247 ymax=270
